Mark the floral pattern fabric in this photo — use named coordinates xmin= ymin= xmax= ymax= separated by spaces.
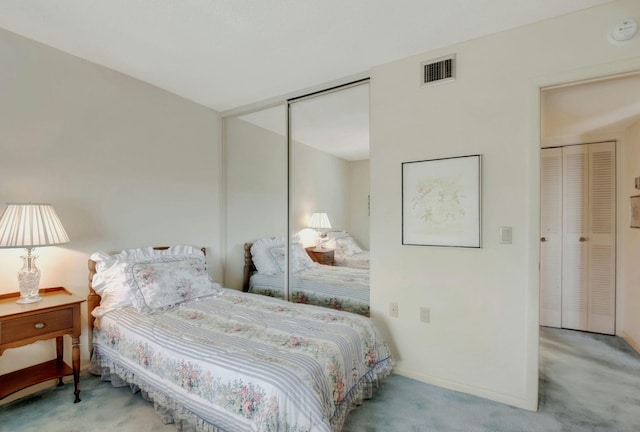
xmin=250 ymin=287 xmax=370 ymax=317
xmin=91 ymin=288 xmax=392 ymax=432
xmin=126 ymin=256 xmax=221 ymax=313
xmin=249 ymin=265 xmax=370 ymax=316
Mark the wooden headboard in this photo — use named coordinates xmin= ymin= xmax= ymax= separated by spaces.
xmin=242 ymin=243 xmax=256 ymax=293
xmin=87 ymin=246 xmax=206 ymax=357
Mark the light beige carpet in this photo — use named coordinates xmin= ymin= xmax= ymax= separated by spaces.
xmin=2 ymin=327 xmax=639 ymax=431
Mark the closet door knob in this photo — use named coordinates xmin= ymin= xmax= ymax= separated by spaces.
xmin=540 ymin=237 xmax=547 ymax=242
xmin=579 ymin=237 xmax=587 ymax=242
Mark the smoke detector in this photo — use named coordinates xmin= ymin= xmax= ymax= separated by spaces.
xmin=608 ymin=19 xmax=638 ymax=44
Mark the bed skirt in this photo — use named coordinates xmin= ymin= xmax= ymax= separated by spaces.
xmin=90 ymin=349 xmax=393 ymax=432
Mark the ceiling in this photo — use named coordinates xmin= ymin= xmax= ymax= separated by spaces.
xmin=0 ymin=0 xmax=613 ymax=113
xmin=240 ymin=83 xmax=370 ymax=161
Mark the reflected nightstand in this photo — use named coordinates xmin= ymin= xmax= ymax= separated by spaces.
xmin=305 ymin=247 xmax=335 ymax=266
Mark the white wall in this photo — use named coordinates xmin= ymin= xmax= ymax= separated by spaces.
xmin=290 ymin=141 xmax=350 ymax=235
xmin=223 ymin=114 xmax=287 ymax=290
xmin=347 ymin=159 xmax=370 ymax=249
xmin=621 ymin=119 xmax=640 ymax=352
xmin=0 ymin=28 xmax=222 ymax=402
xmin=369 ymin=0 xmax=640 ymax=410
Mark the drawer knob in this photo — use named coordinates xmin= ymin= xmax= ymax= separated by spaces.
xmin=34 ymin=322 xmax=45 ymax=329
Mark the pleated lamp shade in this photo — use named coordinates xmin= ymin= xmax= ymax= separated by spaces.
xmin=0 ymin=203 xmax=70 ymax=248
xmin=308 ymin=212 xmax=332 ymax=230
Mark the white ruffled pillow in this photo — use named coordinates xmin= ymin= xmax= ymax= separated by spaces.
xmin=291 ymin=244 xmax=315 ymax=272
xmin=270 ymin=243 xmax=315 ymax=273
xmin=251 ymin=237 xmax=286 ymax=275
xmin=90 ymin=246 xmax=209 ymax=317
xmin=251 ymin=237 xmax=315 ymax=274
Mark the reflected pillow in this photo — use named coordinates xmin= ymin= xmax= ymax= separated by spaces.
xmin=326 ymin=230 xmax=350 ymax=239
xmin=320 ymin=237 xmax=337 ymax=250
xmin=335 ymin=237 xmax=363 ymax=257
xmin=127 ymin=256 xmax=221 ymax=313
xmin=251 ymin=237 xmax=286 ymax=274
xmin=270 ymin=243 xmax=315 ymax=273
xmin=292 ymin=244 xmax=316 ymax=271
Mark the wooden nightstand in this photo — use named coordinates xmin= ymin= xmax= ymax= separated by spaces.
xmin=306 ymin=247 xmax=335 ymax=266
xmin=0 ymin=287 xmax=84 ymax=403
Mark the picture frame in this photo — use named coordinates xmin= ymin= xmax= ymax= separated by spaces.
xmin=630 ymin=195 xmax=640 ymax=228
xmin=402 ymin=154 xmax=481 ymax=247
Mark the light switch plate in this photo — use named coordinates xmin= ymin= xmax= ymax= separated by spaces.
xmin=500 ymin=227 xmax=512 ymax=244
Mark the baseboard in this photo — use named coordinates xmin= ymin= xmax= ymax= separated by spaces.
xmin=618 ymin=331 xmax=640 ymax=356
xmin=392 ymin=367 xmax=537 ymax=411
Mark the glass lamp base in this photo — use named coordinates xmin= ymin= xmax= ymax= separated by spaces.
xmin=16 ymin=295 xmax=43 ymax=304
xmin=17 ymin=249 xmax=42 ymax=305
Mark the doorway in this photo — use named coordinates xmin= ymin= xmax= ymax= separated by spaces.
xmin=540 ymin=141 xmax=616 ymax=334
xmin=539 ymin=73 xmax=640 ymax=336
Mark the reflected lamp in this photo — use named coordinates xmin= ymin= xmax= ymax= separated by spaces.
xmin=0 ymin=203 xmax=70 ymax=304
xmin=308 ymin=212 xmax=331 ymax=248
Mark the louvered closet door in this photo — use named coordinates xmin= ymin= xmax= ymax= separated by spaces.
xmin=540 ymin=148 xmax=562 ymax=328
xmin=586 ymin=142 xmax=615 ymax=334
xmin=562 ymin=145 xmax=589 ymax=331
xmin=560 ymin=142 xmax=615 ymax=334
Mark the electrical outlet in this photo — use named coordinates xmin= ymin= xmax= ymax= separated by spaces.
xmin=389 ymin=302 xmax=398 ymax=318
xmin=420 ymin=307 xmax=430 ymax=323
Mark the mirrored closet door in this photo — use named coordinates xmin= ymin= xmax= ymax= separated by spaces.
xmin=223 ymin=81 xmax=371 ymax=316
xmin=288 ymin=81 xmax=371 ymax=315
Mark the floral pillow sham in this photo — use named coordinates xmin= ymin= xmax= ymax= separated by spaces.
xmin=335 ymin=237 xmax=363 ymax=257
xmin=127 ymin=256 xmax=221 ymax=313
xmin=321 ymin=235 xmax=364 ymax=257
xmin=90 ymin=245 xmax=208 ymax=317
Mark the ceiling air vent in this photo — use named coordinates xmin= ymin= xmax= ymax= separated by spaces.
xmin=421 ymin=54 xmax=456 ymax=86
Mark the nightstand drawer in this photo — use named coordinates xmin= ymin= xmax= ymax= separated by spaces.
xmin=305 ymin=247 xmax=335 ymax=265
xmin=1 ymin=308 xmax=73 ymax=345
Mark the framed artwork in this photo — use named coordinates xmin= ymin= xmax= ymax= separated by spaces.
xmin=402 ymin=154 xmax=481 ymax=247
xmin=631 ymin=195 xmax=640 ymax=228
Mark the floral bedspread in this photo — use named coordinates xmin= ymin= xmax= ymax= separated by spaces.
xmin=91 ymin=288 xmax=392 ymax=432
xmin=249 ymin=265 xmax=370 ymax=316
xmin=334 ymin=251 xmax=370 ymax=270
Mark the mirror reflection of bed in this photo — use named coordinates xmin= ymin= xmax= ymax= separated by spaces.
xmin=318 ymin=230 xmax=370 ymax=269
xmin=288 ymin=81 xmax=371 ymax=313
xmin=224 ymin=81 xmax=370 ymax=315
xmin=243 ymin=231 xmax=370 ymax=316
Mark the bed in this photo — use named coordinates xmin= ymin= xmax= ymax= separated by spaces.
xmin=87 ymin=245 xmax=391 ymax=432
xmin=320 ymin=231 xmax=370 ymax=270
xmin=242 ymin=238 xmax=370 ymax=316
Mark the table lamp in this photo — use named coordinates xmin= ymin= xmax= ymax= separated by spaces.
xmin=308 ymin=212 xmax=331 ymax=248
xmin=0 ymin=203 xmax=70 ymax=304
